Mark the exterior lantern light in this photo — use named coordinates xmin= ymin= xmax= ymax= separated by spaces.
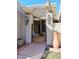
xmin=25 ymin=15 xmax=29 ymax=25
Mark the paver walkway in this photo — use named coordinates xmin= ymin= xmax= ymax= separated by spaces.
xmin=17 ymin=43 xmax=46 ymax=59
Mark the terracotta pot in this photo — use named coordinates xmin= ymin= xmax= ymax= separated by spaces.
xmin=53 ymin=32 xmax=61 ymax=48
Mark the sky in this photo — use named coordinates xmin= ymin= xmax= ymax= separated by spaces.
xmin=17 ymin=0 xmax=60 ymax=14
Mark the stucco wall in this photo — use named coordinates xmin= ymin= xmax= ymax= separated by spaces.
xmin=46 ymin=27 xmax=53 ymax=45
xmin=17 ymin=2 xmax=27 ymax=42
xmin=17 ymin=10 xmax=26 ymax=41
xmin=17 ymin=11 xmax=21 ymax=39
xmin=17 ymin=10 xmax=33 ymax=45
xmin=54 ymin=23 xmax=61 ymax=33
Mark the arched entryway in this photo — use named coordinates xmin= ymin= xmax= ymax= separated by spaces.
xmin=31 ymin=20 xmax=47 ymax=43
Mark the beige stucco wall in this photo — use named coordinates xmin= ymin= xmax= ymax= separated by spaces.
xmin=17 ymin=10 xmax=26 ymax=41
xmin=17 ymin=2 xmax=34 ymax=44
xmin=17 ymin=11 xmax=21 ymax=39
xmin=17 ymin=10 xmax=33 ymax=45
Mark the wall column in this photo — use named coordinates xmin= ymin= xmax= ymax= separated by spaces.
xmin=46 ymin=13 xmax=53 ymax=45
xmin=25 ymin=14 xmax=33 ymax=44
xmin=40 ymin=19 xmax=42 ymax=34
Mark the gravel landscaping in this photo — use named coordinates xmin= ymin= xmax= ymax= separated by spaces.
xmin=41 ymin=47 xmax=61 ymax=59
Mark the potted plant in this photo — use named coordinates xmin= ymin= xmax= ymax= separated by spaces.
xmin=53 ymin=23 xmax=61 ymax=48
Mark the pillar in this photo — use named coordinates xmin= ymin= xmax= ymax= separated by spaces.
xmin=25 ymin=14 xmax=33 ymax=44
xmin=46 ymin=12 xmax=53 ymax=45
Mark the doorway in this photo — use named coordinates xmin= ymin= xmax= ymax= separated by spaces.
xmin=31 ymin=20 xmax=46 ymax=43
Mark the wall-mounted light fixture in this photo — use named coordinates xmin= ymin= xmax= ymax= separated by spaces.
xmin=25 ymin=16 xmax=29 ymax=25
